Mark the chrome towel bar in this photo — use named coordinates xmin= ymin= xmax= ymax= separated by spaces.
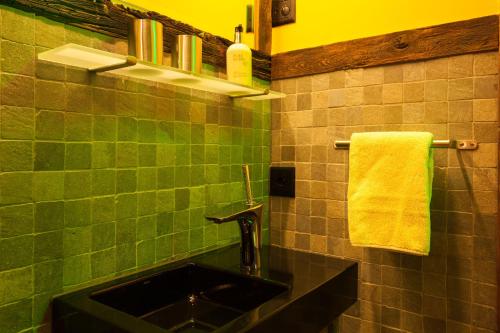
xmin=334 ymin=139 xmax=478 ymax=150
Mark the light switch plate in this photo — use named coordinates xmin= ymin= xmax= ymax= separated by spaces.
xmin=272 ymin=0 xmax=296 ymax=27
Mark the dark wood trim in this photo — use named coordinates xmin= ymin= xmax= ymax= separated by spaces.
xmin=497 ymin=14 xmax=500 ymax=332
xmin=3 ymin=0 xmax=271 ymax=81
xmin=272 ymin=15 xmax=499 ymax=80
xmin=254 ymin=0 xmax=272 ymax=54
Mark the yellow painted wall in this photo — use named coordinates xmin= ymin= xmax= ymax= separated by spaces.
xmin=115 ymin=0 xmax=255 ymax=48
xmin=117 ymin=0 xmax=499 ymax=55
xmin=272 ymin=0 xmax=500 ymax=54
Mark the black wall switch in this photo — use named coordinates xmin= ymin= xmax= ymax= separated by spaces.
xmin=270 ymin=166 xmax=295 ymax=197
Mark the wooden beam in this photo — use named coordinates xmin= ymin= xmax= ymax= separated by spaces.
xmin=3 ymin=0 xmax=271 ymax=81
xmin=272 ymin=15 xmax=499 ymax=80
xmin=254 ymin=0 xmax=272 ymax=54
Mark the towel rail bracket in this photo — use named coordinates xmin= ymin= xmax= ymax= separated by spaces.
xmin=333 ymin=139 xmax=479 ymax=150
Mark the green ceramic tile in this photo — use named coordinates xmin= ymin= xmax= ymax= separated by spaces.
xmin=33 ymin=291 xmax=52 ymax=326
xmin=175 ymin=188 xmax=190 ymax=211
xmin=91 ymin=248 xmax=116 ymax=279
xmin=64 ymin=199 xmax=91 ymax=227
xmin=156 ymin=144 xmax=176 ymax=166
xmin=157 ymin=121 xmax=174 ymax=143
xmin=136 ymin=94 xmax=156 ymax=119
xmin=35 ymin=80 xmax=65 ymax=111
xmin=174 ymin=122 xmax=190 ymax=143
xmin=63 ymin=227 xmax=91 ymax=256
xmin=231 ymin=146 xmax=243 ymax=164
xmin=92 ymin=169 xmax=116 ymax=196
xmin=218 ymin=222 xmax=239 ymax=242
xmin=0 ymin=266 xmax=33 ymax=306
xmin=175 ymin=166 xmax=191 ymax=187
xmin=64 ymin=171 xmax=91 ymax=199
xmin=91 ymin=222 xmax=115 ymax=251
xmin=63 ymin=254 xmax=91 ymax=286
xmin=0 ymin=140 xmax=32 ymax=171
xmin=204 ymin=224 xmax=218 ymax=247
xmin=219 ymin=127 xmax=232 ymax=144
xmin=230 ymin=182 xmax=245 ymax=202
xmin=65 ymin=143 xmax=91 ymax=170
xmin=92 ymin=142 xmax=116 ymax=169
xmin=92 ymin=196 xmax=116 ymax=224
xmin=189 ymin=208 xmax=205 ymax=229
xmin=117 ymin=117 xmax=137 ymax=141
xmin=35 ymin=201 xmax=64 ymax=232
xmin=137 ymin=167 xmax=157 ymax=191
xmin=33 ymin=171 xmax=64 ymax=202
xmin=116 ymin=169 xmax=137 ymax=193
xmin=116 ymin=218 xmax=136 ymax=244
xmin=66 ymin=83 xmax=92 ymax=113
xmin=138 ymin=191 xmax=156 ymax=216
xmin=116 ymin=243 xmax=136 ymax=272
xmin=35 ymin=110 xmax=64 ymax=140
xmin=191 ymin=124 xmax=205 ymax=144
xmin=116 ymin=142 xmax=137 ymax=168
xmin=219 ymin=165 xmax=231 ymax=183
xmin=155 ymin=234 xmax=172 ymax=261
xmin=156 ymin=189 xmax=175 ymax=213
xmin=0 ymin=204 xmax=33 ymax=238
xmin=190 ymin=165 xmax=205 ymax=186
xmin=232 ymin=128 xmax=242 ymax=145
xmin=175 ymin=100 xmax=191 ymax=122
xmin=35 ymin=16 xmax=66 ymax=48
xmin=173 ymin=210 xmax=189 ymax=232
xmin=189 ymin=187 xmax=205 ymax=209
xmin=173 ymin=231 xmax=189 ymax=255
xmin=175 ymin=145 xmax=190 ymax=165
xmin=1 ymin=106 xmax=34 ymax=140
xmin=157 ymin=167 xmax=174 ymax=189
xmin=64 ymin=113 xmax=92 ymax=141
xmin=191 ymin=145 xmax=205 ymax=165
xmin=205 ymin=165 xmax=219 ymax=184
xmin=138 ymin=144 xmax=157 ymax=166
xmin=205 ymin=124 xmax=219 ymax=144
xmin=93 ymin=88 xmax=115 ymax=115
xmin=190 ymin=228 xmax=204 ymax=251
xmin=137 ymin=215 xmax=156 ymax=241
xmin=34 ymin=142 xmax=64 ymax=171
xmin=1 ymin=73 xmax=34 ymax=107
xmin=2 ymin=7 xmax=35 ymax=43
xmin=34 ymin=231 xmax=63 ymax=263
xmin=116 ymin=193 xmax=137 ymax=219
xmin=137 ymin=239 xmax=155 ymax=267
xmin=205 ymin=145 xmax=219 ymax=164
xmin=115 ymin=91 xmax=137 ymax=117
xmin=138 ymin=120 xmax=156 ymax=143
xmin=156 ymin=212 xmax=173 ymax=236
xmin=34 ymin=260 xmax=63 ymax=294
xmin=93 ymin=115 xmax=117 ymax=141
xmin=230 ymin=165 xmax=242 ymax=182
xmin=219 ymin=146 xmax=231 ymax=165
xmin=0 ymin=172 xmax=32 ymax=205
xmin=0 ymin=299 xmax=33 ymax=333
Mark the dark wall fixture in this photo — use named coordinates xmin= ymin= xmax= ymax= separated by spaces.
xmin=270 ymin=167 xmax=295 ymax=198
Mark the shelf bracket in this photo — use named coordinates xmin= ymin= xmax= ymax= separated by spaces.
xmin=89 ymin=56 xmax=137 ymax=73
xmin=230 ymin=88 xmax=270 ymax=99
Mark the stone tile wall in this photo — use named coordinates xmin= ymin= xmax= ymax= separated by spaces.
xmin=270 ymin=52 xmax=498 ymax=332
xmin=0 ymin=6 xmax=271 ymax=332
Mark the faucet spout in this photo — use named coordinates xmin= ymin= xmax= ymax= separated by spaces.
xmin=205 ymin=203 xmax=263 ymax=272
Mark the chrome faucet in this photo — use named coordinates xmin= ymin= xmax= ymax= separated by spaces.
xmin=205 ymin=165 xmax=262 ymax=272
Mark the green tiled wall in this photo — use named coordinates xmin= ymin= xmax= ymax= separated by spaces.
xmin=0 ymin=6 xmax=271 ymax=332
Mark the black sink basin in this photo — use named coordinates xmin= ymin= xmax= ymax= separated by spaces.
xmin=90 ymin=263 xmax=288 ymax=332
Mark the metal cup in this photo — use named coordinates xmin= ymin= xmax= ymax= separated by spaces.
xmin=128 ymin=19 xmax=164 ymax=65
xmin=172 ymin=35 xmax=203 ymax=73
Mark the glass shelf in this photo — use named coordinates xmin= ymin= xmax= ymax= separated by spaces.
xmin=38 ymin=44 xmax=284 ymax=100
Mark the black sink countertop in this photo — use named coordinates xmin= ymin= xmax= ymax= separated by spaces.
xmin=53 ymin=244 xmax=358 ymax=333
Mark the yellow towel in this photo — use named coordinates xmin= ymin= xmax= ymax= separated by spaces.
xmin=347 ymin=132 xmax=434 ymax=255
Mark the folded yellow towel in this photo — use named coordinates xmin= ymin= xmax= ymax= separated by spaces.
xmin=348 ymin=132 xmax=434 ymax=255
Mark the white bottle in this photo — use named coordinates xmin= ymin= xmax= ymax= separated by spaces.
xmin=226 ymin=24 xmax=253 ymax=87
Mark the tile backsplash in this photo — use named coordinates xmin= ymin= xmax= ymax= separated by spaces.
xmin=0 ymin=6 xmax=270 ymax=332
xmin=271 ymin=52 xmax=498 ymax=332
